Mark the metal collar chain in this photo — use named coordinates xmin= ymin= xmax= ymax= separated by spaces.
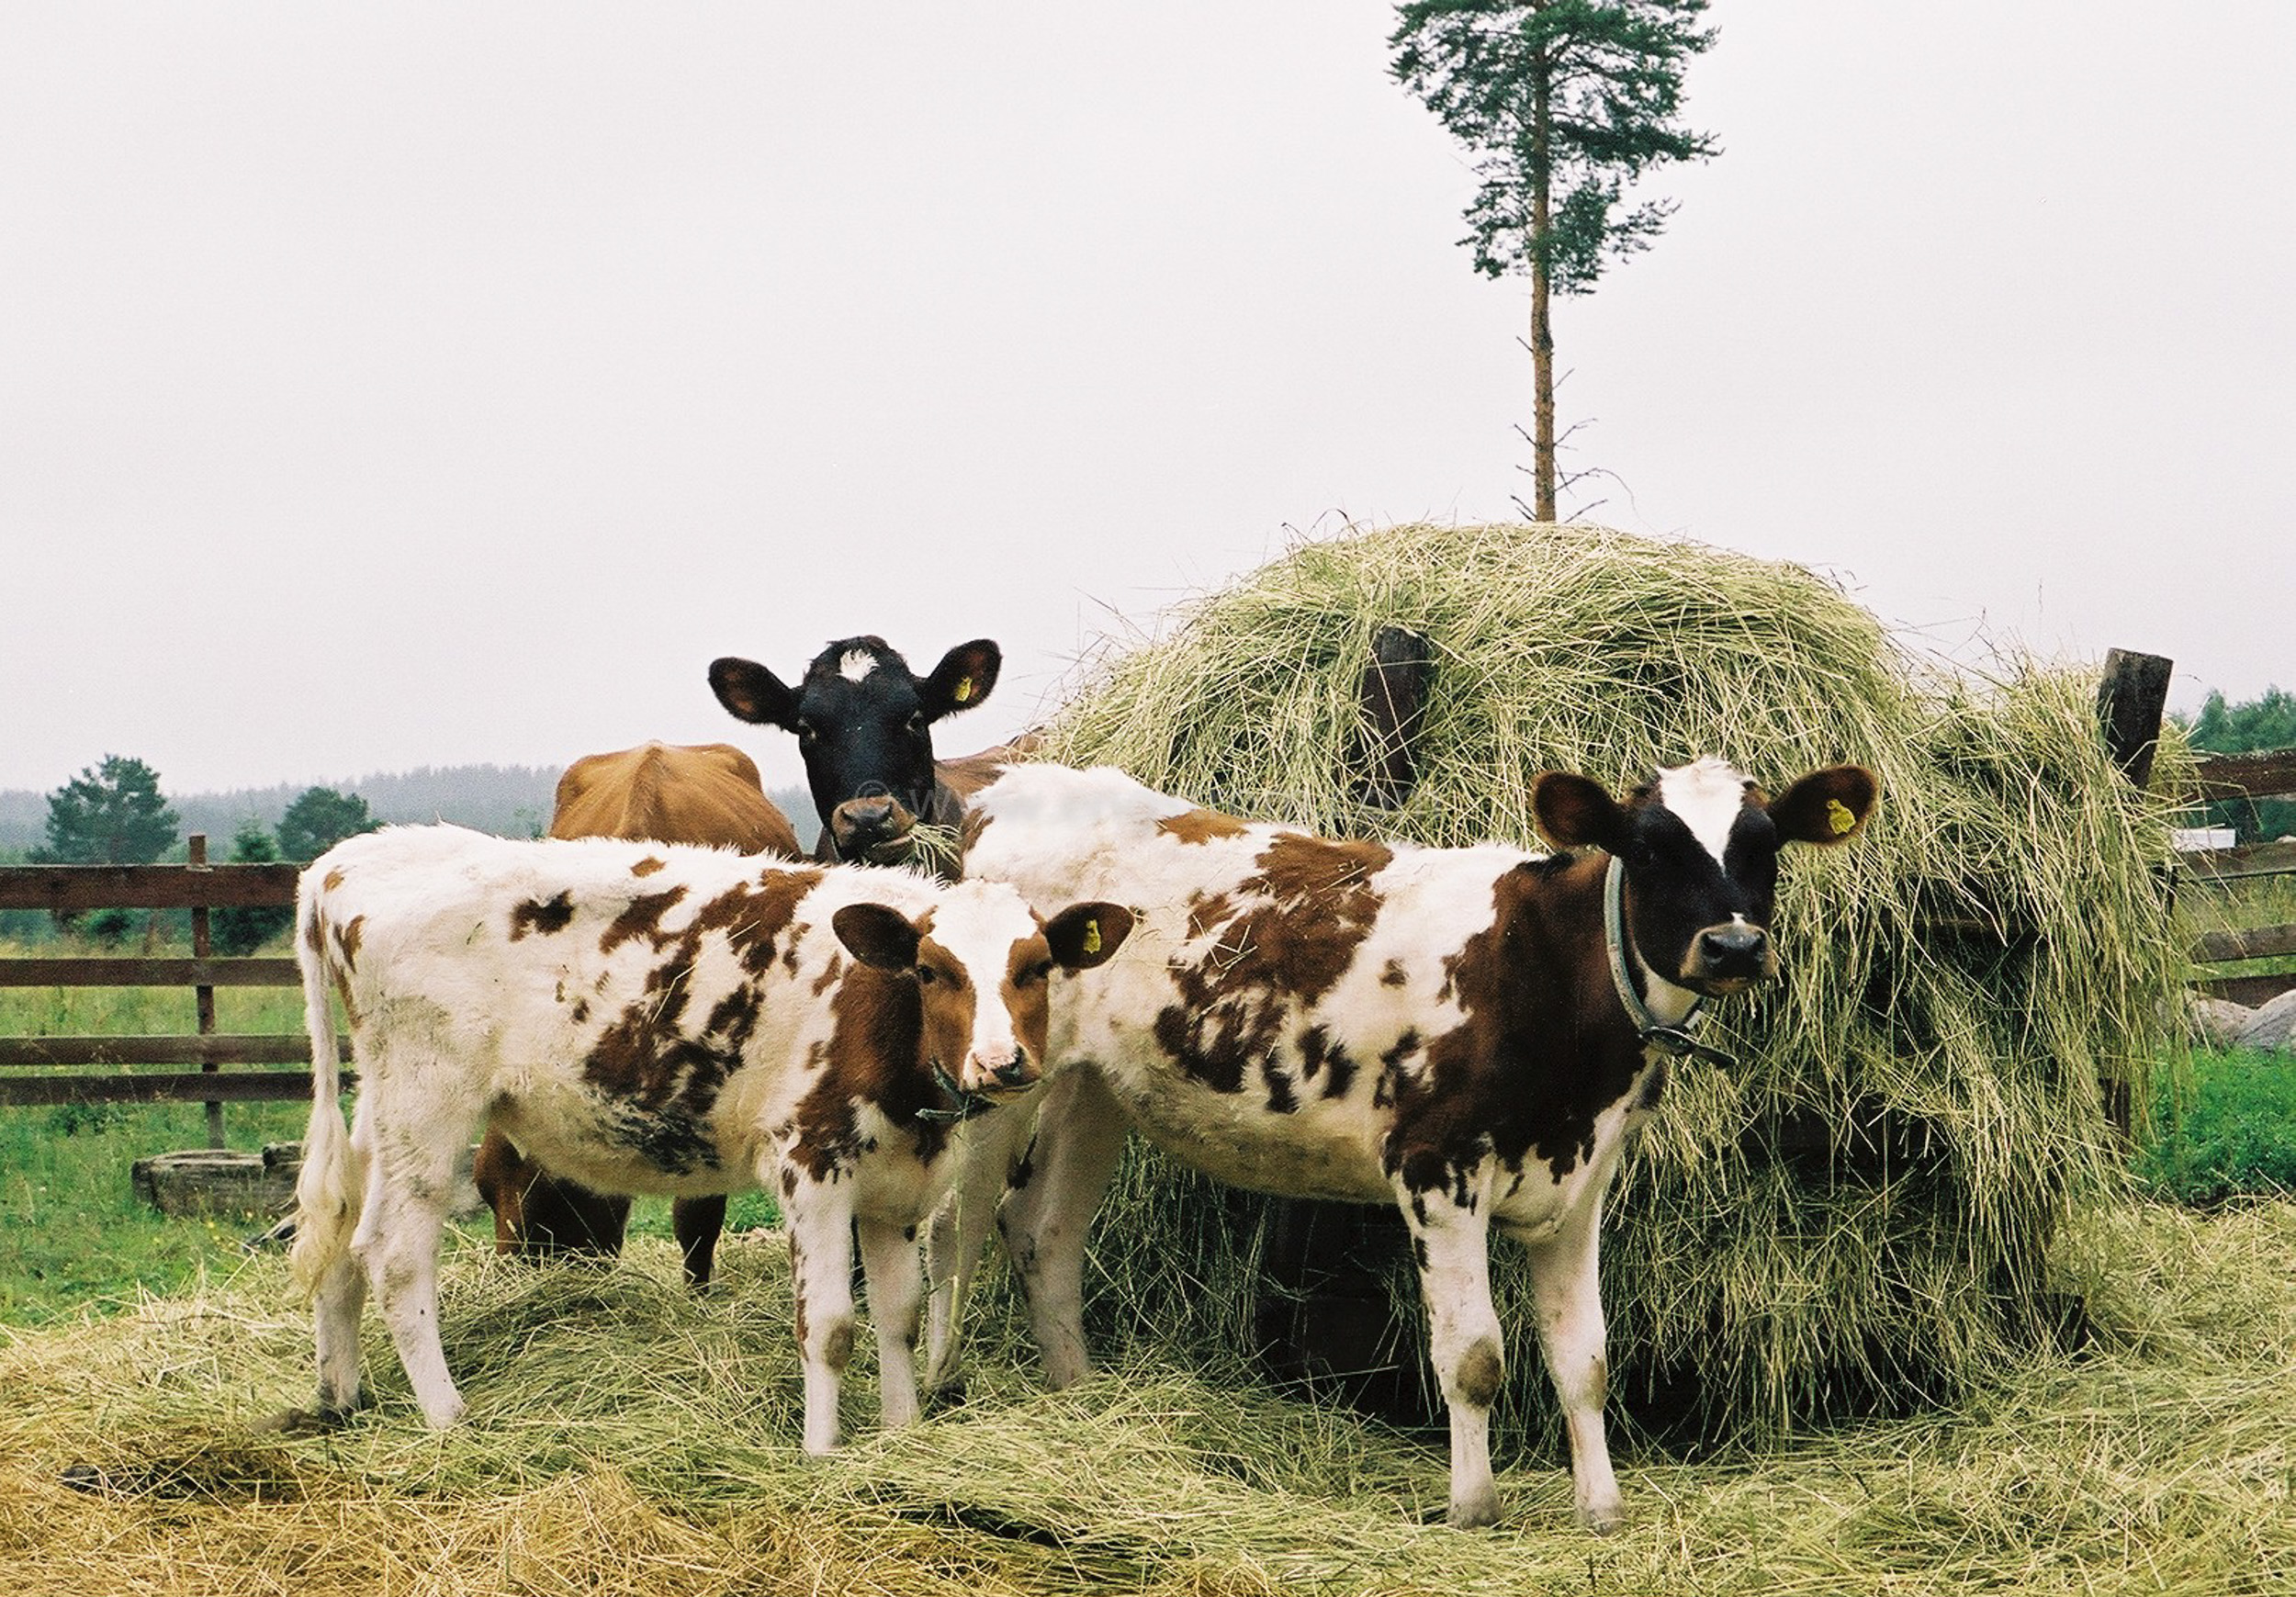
xmin=1602 ymin=856 xmax=1739 ymax=1070
xmin=916 ymin=1062 xmax=998 ymax=1123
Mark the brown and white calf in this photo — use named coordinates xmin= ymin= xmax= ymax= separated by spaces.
xmin=473 ymin=740 xmax=805 ymax=1287
xmin=952 ymin=759 xmax=1876 ymax=1529
xmin=287 ymin=823 xmax=1127 ymax=1450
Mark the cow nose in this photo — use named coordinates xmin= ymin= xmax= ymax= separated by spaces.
xmin=830 ymin=794 xmax=915 ymax=857
xmin=1697 ymin=924 xmax=1768 ymax=972
xmin=982 ymin=1049 xmax=1037 ymax=1091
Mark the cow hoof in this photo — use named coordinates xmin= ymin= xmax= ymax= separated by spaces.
xmin=254 ymin=1402 xmax=358 ymax=1436
xmin=925 ymin=1377 xmax=968 ymax=1412
xmin=1579 ymin=1501 xmax=1626 ymax=1535
xmin=1446 ymin=1492 xmax=1503 ymax=1530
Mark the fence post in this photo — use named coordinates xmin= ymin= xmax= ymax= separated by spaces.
xmin=189 ymin=833 xmax=223 ymax=1149
xmin=2093 ymin=651 xmax=2172 ymax=1139
xmin=2096 ymin=648 xmax=2174 ymax=790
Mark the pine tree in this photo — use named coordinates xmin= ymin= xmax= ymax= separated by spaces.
xmin=276 ymin=786 xmax=378 ymax=862
xmin=1391 ymin=0 xmax=1717 ymax=518
xmin=29 ymin=755 xmax=181 ymax=866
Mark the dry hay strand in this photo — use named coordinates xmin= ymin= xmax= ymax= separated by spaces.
xmin=3 ymin=1204 xmax=2292 ymax=1596
xmin=1027 ymin=521 xmax=2190 ymax=1439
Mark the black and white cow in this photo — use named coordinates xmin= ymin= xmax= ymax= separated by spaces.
xmin=709 ymin=635 xmax=1013 ymax=866
xmin=945 ymin=758 xmax=1877 ymax=1529
xmin=287 ymin=824 xmax=1127 ymax=1450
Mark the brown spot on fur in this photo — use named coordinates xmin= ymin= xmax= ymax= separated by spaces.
xmin=1158 ymin=807 xmax=1249 ymax=844
xmin=510 ymin=892 xmax=575 ymax=939
xmin=823 ymin=1321 xmax=854 ymax=1373
xmin=599 ymin=888 xmax=690 ymax=957
xmin=322 ymin=869 xmax=345 ymax=893
xmin=632 ymin=855 xmax=668 ymax=877
xmin=334 ymin=916 xmax=365 ymax=973
xmin=786 ymin=966 xmax=940 ymax=1180
xmin=1153 ymin=833 xmax=1391 ymax=1093
xmin=1384 ymin=857 xmax=1644 ymax=1194
xmin=1380 ymin=959 xmax=1408 ymax=987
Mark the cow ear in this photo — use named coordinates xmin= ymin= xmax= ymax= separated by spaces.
xmin=710 ymin=657 xmax=800 ymax=731
xmin=832 ymin=903 xmax=923 ymax=970
xmin=1765 ymin=765 xmax=1880 ymax=847
xmin=1532 ymin=771 xmax=1628 ymax=853
xmin=917 ymin=639 xmax=1001 ymax=721
xmin=1042 ymin=902 xmax=1133 ymax=972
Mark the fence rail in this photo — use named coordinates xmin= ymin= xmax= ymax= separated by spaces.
xmin=2178 ymin=747 xmax=2296 ymax=1007
xmin=0 ymin=839 xmax=326 ymax=1126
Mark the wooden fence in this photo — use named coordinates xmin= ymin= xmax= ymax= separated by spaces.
xmin=2178 ymin=745 xmax=2296 ymax=1007
xmin=0 ymin=836 xmax=339 ymax=1142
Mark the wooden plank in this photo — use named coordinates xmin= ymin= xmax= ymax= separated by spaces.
xmin=0 ymin=1071 xmax=343 ymax=1107
xmin=2196 ymin=971 xmax=2296 ymax=1007
xmin=0 ymin=958 xmax=301 ymax=988
xmin=0 ymin=1034 xmax=339 ymax=1067
xmin=2178 ymin=838 xmax=2296 ymax=883
xmin=0 ymin=862 xmax=300 ymax=912
xmin=2192 ymin=923 xmax=2296 ymax=964
xmin=2188 ymin=748 xmax=2296 ymax=804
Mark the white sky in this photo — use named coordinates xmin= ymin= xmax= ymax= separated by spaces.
xmin=5 ymin=2 xmax=2290 ymax=798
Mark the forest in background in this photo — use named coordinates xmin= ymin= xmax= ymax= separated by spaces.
xmin=0 ymin=766 xmax=818 ymax=855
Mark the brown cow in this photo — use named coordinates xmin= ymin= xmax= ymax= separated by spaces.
xmin=470 ymin=741 xmax=802 ymax=1287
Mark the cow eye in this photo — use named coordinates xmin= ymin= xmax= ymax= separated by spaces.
xmin=914 ymin=965 xmax=936 ymax=985
xmin=1015 ymin=960 xmax=1054 ymax=988
xmin=796 ymin=721 xmax=820 ymax=746
xmin=906 ymin=711 xmax=928 ymax=734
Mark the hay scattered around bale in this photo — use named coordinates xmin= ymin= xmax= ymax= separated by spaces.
xmin=1029 ymin=523 xmax=2189 ymax=1438
xmin=3 ymin=1205 xmax=2292 ymax=1596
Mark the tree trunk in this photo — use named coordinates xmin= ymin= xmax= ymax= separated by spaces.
xmin=1528 ymin=45 xmax=1557 ymax=521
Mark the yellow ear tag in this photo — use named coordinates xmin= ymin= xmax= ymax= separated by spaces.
xmin=953 ymin=676 xmax=974 ymax=703
xmin=1826 ymin=798 xmax=1857 ymax=837
xmin=1082 ymin=919 xmax=1102 ymax=955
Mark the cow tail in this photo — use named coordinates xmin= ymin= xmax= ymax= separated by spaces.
xmin=289 ymin=880 xmax=355 ymax=1297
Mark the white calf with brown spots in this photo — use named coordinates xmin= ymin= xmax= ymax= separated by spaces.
xmin=951 ymin=759 xmax=1877 ymax=1529
xmin=287 ymin=823 xmax=1125 ymax=1452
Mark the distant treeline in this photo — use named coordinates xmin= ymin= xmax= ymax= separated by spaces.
xmin=0 ymin=766 xmax=820 ymax=854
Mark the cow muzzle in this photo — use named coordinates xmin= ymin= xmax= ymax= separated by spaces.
xmin=830 ymin=793 xmax=920 ymax=863
xmin=1680 ymin=921 xmax=1776 ymax=994
xmin=960 ymin=1045 xmax=1039 ymax=1097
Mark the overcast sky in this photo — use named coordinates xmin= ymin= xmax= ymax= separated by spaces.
xmin=5 ymin=2 xmax=2290 ymax=801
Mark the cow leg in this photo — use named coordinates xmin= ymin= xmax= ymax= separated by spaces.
xmin=1518 ymin=1198 xmax=1623 ymax=1533
xmin=997 ymin=1065 xmax=1130 ymax=1389
xmin=673 ymin=1195 xmax=728 ymax=1289
xmin=921 ymin=1108 xmax=1033 ymax=1399
xmin=856 ymin=1214 xmax=926 ymax=1432
xmin=1399 ymin=1181 xmax=1506 ymax=1529
xmin=785 ymin=1186 xmax=857 ymax=1455
xmin=351 ymin=1125 xmax=467 ymax=1429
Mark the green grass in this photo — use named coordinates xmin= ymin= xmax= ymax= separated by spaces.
xmin=0 ymin=1099 xmax=311 ymax=1326
xmin=2140 ymin=1045 xmax=2296 ymax=1206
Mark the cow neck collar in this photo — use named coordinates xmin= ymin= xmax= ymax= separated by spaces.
xmin=1603 ymin=856 xmax=1739 ymax=1070
xmin=917 ymin=1061 xmax=997 ymax=1124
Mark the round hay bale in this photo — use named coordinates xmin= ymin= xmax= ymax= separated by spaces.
xmin=1019 ymin=521 xmax=2186 ymax=1441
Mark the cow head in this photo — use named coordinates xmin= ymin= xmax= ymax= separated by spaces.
xmin=710 ymin=636 xmax=1000 ymax=861
xmin=831 ymin=883 xmax=1132 ymax=1099
xmin=1532 ymin=757 xmax=1878 ymax=997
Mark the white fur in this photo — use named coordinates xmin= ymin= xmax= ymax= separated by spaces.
xmin=838 ymin=647 xmax=882 ymax=682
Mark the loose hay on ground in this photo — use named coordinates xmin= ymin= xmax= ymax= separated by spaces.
xmin=3 ymin=1206 xmax=2291 ymax=1596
